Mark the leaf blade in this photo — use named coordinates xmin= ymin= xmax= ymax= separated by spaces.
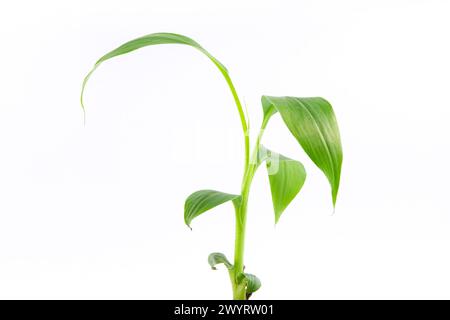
xmin=261 ymin=96 xmax=343 ymax=206
xmin=243 ymin=273 xmax=261 ymax=299
xmin=208 ymin=252 xmax=232 ymax=270
xmin=81 ymin=33 xmax=228 ymax=112
xmin=244 ymin=273 xmax=261 ymax=293
xmin=184 ymin=190 xmax=240 ymax=228
xmin=260 ymin=146 xmax=306 ymax=223
xmin=94 ymin=33 xmax=227 ymax=70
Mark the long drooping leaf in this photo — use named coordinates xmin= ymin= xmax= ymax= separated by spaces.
xmin=184 ymin=190 xmax=241 ymax=228
xmin=208 ymin=252 xmax=233 ymax=270
xmin=261 ymin=96 xmax=343 ymax=206
xmin=82 ymin=33 xmax=223 ymax=108
xmin=81 ymin=32 xmax=248 ymax=141
xmin=258 ymin=146 xmax=306 ymax=223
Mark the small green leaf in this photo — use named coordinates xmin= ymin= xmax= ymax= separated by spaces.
xmin=82 ymin=33 xmax=229 ymax=112
xmin=259 ymin=146 xmax=306 ymax=223
xmin=243 ymin=273 xmax=261 ymax=299
xmin=184 ymin=190 xmax=241 ymax=228
xmin=244 ymin=273 xmax=261 ymax=293
xmin=208 ymin=252 xmax=232 ymax=270
xmin=261 ymin=96 xmax=343 ymax=206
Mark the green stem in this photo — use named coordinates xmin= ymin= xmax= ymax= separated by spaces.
xmin=231 ymin=115 xmax=270 ymax=300
xmin=220 ymin=71 xmax=249 ymax=171
xmin=221 ymin=60 xmax=272 ymax=299
xmin=215 ymin=66 xmax=252 ymax=299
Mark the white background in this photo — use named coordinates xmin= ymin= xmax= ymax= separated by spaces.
xmin=1 ymin=0 xmax=450 ymax=299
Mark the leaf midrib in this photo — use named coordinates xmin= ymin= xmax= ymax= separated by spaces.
xmin=292 ymin=97 xmax=336 ymax=187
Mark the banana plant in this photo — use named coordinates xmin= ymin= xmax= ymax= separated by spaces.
xmin=81 ymin=33 xmax=343 ymax=300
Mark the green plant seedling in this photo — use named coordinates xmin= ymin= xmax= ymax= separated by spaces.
xmin=81 ymin=33 xmax=343 ymax=300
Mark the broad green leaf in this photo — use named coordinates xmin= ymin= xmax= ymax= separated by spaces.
xmin=184 ymin=190 xmax=241 ymax=228
xmin=258 ymin=146 xmax=306 ymax=223
xmin=208 ymin=252 xmax=232 ymax=270
xmin=261 ymin=96 xmax=343 ymax=206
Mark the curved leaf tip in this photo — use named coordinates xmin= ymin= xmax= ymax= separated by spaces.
xmin=208 ymin=252 xmax=232 ymax=270
xmin=80 ymin=32 xmax=228 ymax=114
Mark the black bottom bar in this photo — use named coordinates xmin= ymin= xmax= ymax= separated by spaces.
xmin=0 ymin=300 xmax=446 ymax=319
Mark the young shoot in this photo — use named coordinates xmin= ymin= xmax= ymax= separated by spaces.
xmin=81 ymin=33 xmax=343 ymax=300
